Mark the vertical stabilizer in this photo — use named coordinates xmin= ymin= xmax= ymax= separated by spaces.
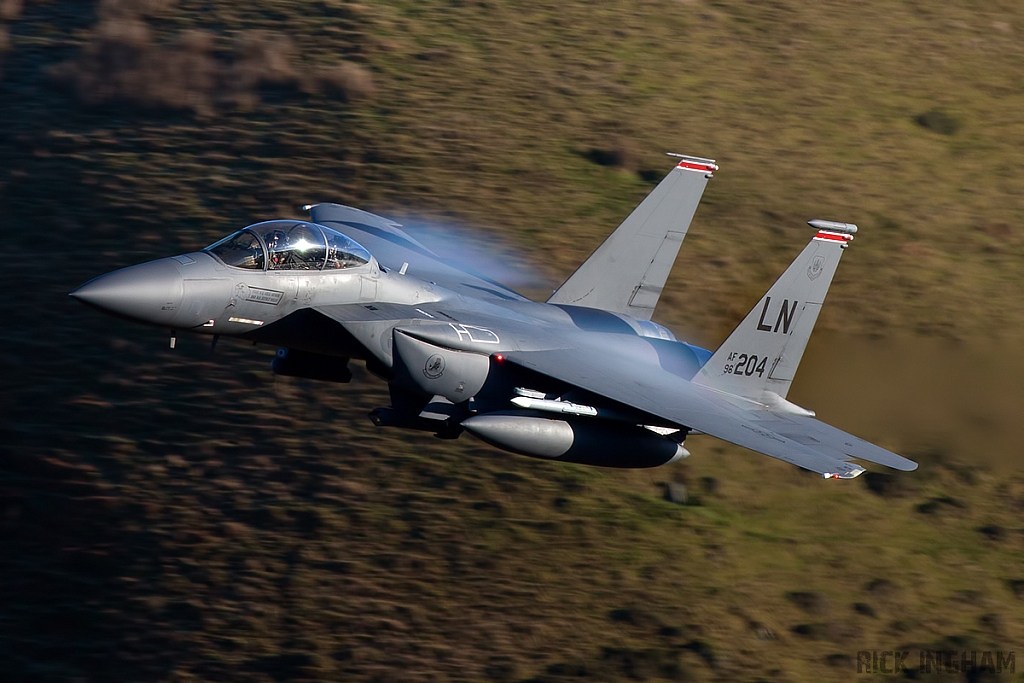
xmin=547 ymin=155 xmax=715 ymax=321
xmin=693 ymin=220 xmax=857 ymax=401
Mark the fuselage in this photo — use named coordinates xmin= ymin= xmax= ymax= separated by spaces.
xmin=71 ymin=219 xmax=712 ymax=469
xmin=71 ymin=225 xmax=712 ymax=379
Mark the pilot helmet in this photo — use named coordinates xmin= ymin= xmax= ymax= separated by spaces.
xmin=266 ymin=230 xmax=287 ymax=248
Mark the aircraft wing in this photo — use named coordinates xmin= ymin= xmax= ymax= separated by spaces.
xmin=503 ymin=345 xmax=917 ymax=477
xmin=308 ymin=203 xmax=528 ymax=303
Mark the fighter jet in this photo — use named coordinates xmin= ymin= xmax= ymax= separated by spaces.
xmin=71 ymin=154 xmax=918 ymax=479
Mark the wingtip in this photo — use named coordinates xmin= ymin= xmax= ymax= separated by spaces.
xmin=884 ymin=457 xmax=919 ymax=472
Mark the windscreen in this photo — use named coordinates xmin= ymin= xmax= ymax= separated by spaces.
xmin=206 ymin=230 xmax=265 ymax=270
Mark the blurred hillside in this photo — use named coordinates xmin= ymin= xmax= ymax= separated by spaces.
xmin=2 ymin=1 xmax=1023 ymax=681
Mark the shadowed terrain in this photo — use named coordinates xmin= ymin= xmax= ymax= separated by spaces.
xmin=2 ymin=1 xmax=1023 ymax=681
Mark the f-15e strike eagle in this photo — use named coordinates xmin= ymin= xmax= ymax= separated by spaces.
xmin=72 ymin=154 xmax=918 ymax=479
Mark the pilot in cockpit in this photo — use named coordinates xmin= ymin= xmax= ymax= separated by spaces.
xmin=206 ymin=221 xmax=371 ymax=272
xmin=264 ymin=230 xmax=288 ymax=268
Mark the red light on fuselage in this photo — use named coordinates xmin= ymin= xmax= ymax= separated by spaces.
xmin=494 ymin=354 xmax=505 ymax=362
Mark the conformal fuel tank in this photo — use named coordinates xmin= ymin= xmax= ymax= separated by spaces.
xmin=461 ymin=411 xmax=688 ymax=468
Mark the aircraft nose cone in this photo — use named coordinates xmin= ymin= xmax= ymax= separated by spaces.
xmin=71 ymin=259 xmax=183 ymax=326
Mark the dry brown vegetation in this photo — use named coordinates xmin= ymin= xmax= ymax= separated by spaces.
xmin=0 ymin=0 xmax=17 ymax=79
xmin=2 ymin=0 xmax=1024 ymax=681
xmin=0 ymin=0 xmax=22 ymax=21
xmin=50 ymin=1 xmax=373 ymax=113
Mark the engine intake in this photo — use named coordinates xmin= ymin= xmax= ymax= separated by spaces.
xmin=272 ymin=348 xmax=352 ymax=383
xmin=391 ymin=329 xmax=490 ymax=403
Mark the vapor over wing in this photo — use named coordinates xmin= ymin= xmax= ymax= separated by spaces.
xmin=308 ymin=203 xmax=528 ymax=303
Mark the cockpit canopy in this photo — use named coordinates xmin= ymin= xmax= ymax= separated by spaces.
xmin=205 ymin=220 xmax=372 ymax=271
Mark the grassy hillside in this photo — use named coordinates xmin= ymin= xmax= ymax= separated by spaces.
xmin=2 ymin=1 xmax=1024 ymax=681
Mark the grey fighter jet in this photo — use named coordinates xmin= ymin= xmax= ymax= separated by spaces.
xmin=71 ymin=155 xmax=918 ymax=479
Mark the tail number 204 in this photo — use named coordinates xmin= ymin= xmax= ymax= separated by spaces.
xmin=724 ymin=352 xmax=768 ymax=377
